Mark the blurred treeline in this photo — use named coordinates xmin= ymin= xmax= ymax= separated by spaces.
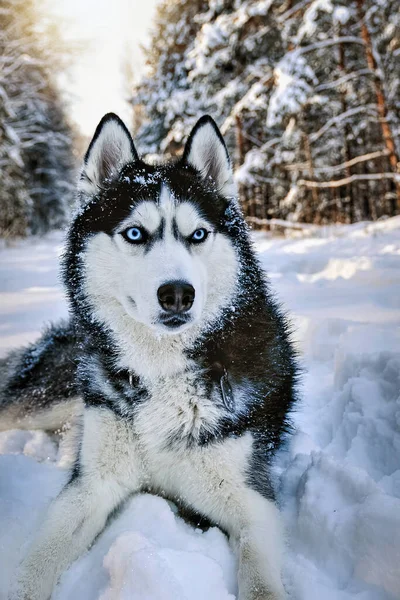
xmin=132 ymin=0 xmax=400 ymax=226
xmin=0 ymin=0 xmax=76 ymax=238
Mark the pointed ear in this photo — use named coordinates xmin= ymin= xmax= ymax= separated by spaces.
xmin=78 ymin=113 xmax=139 ymax=197
xmin=182 ymin=115 xmax=237 ymax=198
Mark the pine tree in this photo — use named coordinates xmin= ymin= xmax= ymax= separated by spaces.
xmin=187 ymin=1 xmax=285 ymax=161
xmin=0 ymin=0 xmax=76 ymax=238
xmin=132 ymin=0 xmax=207 ymax=156
xmin=235 ymin=0 xmax=400 ymax=223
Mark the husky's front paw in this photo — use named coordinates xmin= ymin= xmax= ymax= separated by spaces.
xmin=8 ymin=586 xmax=51 ymax=600
xmin=8 ymin=585 xmax=49 ymax=600
xmin=8 ymin=586 xmax=44 ymax=600
xmin=8 ymin=593 xmax=43 ymax=600
xmin=239 ymin=591 xmax=285 ymax=600
xmin=9 ymin=567 xmax=53 ymax=600
xmin=238 ymin=579 xmax=286 ymax=600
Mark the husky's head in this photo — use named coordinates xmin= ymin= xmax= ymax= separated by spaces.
xmin=65 ymin=114 xmax=243 ymax=341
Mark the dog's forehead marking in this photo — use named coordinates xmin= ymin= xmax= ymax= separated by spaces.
xmin=158 ymin=184 xmax=177 ymax=225
xmin=159 ymin=184 xmax=174 ymax=206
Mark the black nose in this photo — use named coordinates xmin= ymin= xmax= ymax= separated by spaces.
xmin=157 ymin=280 xmax=195 ymax=313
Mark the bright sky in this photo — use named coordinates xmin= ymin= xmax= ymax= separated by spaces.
xmin=45 ymin=0 xmax=158 ymax=137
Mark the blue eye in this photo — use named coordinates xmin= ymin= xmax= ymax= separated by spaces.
xmin=122 ymin=227 xmax=147 ymax=244
xmin=189 ymin=228 xmax=209 ymax=244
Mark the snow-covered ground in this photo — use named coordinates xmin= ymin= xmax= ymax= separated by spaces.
xmin=0 ymin=218 xmax=399 ymax=600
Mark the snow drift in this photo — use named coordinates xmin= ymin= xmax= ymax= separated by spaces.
xmin=0 ymin=217 xmax=399 ymax=599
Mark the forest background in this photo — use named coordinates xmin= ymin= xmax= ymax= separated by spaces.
xmin=1 ymin=0 xmax=399 ymax=237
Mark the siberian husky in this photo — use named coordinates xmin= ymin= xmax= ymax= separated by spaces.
xmin=1 ymin=114 xmax=298 ymax=600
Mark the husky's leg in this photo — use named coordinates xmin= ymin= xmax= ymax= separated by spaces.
xmin=210 ymin=488 xmax=285 ymax=600
xmin=0 ymin=321 xmax=79 ymax=433
xmin=11 ymin=407 xmax=142 ymax=600
xmin=231 ymin=490 xmax=285 ymax=600
xmin=166 ymin=434 xmax=285 ymax=600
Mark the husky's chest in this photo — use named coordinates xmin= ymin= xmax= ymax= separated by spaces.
xmin=133 ymin=370 xmax=224 ymax=451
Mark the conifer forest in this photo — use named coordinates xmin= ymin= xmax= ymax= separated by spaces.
xmin=1 ymin=0 xmax=400 ymax=235
xmin=132 ymin=0 xmax=400 ymax=226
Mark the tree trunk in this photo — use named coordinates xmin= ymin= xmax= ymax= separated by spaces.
xmin=337 ymin=26 xmax=354 ymax=222
xmin=303 ymin=131 xmax=319 ymax=222
xmin=235 ymin=115 xmax=245 ymax=168
xmin=356 ymin=0 xmax=400 ymax=209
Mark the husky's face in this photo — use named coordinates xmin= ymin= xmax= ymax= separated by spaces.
xmin=68 ymin=114 xmax=240 ymax=337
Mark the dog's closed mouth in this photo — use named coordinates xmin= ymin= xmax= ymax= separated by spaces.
xmin=158 ymin=314 xmax=191 ymax=328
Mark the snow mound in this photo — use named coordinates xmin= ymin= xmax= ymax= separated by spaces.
xmin=100 ymin=530 xmax=234 ymax=600
xmin=53 ymin=494 xmax=236 ymax=600
xmin=281 ymin=331 xmax=400 ymax=599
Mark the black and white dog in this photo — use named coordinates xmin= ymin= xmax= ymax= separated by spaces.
xmin=1 ymin=114 xmax=298 ymax=600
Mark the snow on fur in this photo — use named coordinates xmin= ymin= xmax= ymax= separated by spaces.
xmin=1 ymin=217 xmax=400 ymax=599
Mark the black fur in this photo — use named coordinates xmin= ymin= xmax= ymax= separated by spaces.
xmin=0 ymin=321 xmax=79 ymax=419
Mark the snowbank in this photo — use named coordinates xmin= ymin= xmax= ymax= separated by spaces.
xmin=0 ymin=218 xmax=399 ymax=599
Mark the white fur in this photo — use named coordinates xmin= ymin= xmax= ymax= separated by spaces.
xmin=186 ymin=121 xmax=237 ymax=198
xmin=126 ymin=199 xmax=162 ymax=233
xmin=78 ymin=118 xmax=136 ymax=197
xmin=175 ymin=202 xmax=208 ymax=236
